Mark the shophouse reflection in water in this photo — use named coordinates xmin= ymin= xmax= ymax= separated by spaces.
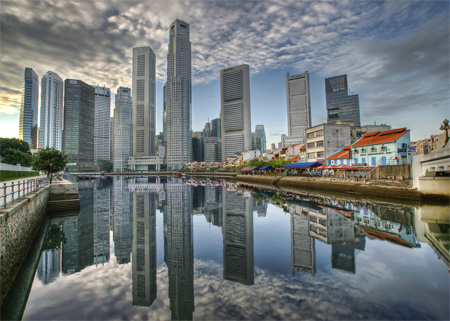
xmin=222 ymin=188 xmax=254 ymax=285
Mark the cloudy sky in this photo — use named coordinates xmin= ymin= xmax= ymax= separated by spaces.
xmin=0 ymin=0 xmax=448 ymax=147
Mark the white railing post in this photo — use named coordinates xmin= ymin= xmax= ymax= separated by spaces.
xmin=2 ymin=183 xmax=6 ymax=207
xmin=11 ymin=182 xmax=15 ymax=202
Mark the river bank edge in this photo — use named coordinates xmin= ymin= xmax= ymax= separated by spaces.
xmin=104 ymin=171 xmax=449 ymax=204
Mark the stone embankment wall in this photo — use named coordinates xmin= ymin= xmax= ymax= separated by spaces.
xmin=277 ymin=176 xmax=420 ymax=202
xmin=366 ymin=164 xmax=411 ymax=180
xmin=0 ymin=186 xmax=50 ymax=307
xmin=235 ymin=174 xmax=280 ymax=185
xmin=47 ymin=182 xmax=80 ymax=211
xmin=187 ymin=172 xmax=237 ymax=178
xmin=235 ymin=174 xmax=421 ymax=202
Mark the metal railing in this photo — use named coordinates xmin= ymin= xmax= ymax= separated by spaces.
xmin=376 ymin=158 xmax=412 ymax=166
xmin=1 ymin=177 xmax=49 ymax=208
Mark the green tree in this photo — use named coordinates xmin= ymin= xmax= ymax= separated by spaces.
xmin=0 ymin=138 xmax=32 ymax=166
xmin=269 ymin=159 xmax=291 ymax=169
xmin=0 ymin=137 xmax=31 ymax=154
xmin=32 ymin=148 xmax=68 ymax=177
xmin=1 ymin=148 xmax=33 ymax=166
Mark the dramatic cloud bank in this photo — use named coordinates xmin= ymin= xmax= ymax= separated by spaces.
xmin=1 ymin=0 xmax=448 ymax=140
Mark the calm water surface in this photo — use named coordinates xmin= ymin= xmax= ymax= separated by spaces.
xmin=20 ymin=177 xmax=449 ymax=320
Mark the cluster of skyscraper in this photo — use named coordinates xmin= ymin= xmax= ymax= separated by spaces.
xmin=18 ymin=19 xmax=193 ymax=171
xmin=284 ymin=72 xmax=361 ymax=148
xmin=18 ymin=16 xmax=361 ymax=170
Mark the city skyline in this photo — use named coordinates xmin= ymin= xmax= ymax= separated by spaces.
xmin=1 ymin=1 xmax=448 ymax=147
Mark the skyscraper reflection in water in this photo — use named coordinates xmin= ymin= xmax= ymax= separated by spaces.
xmin=129 ymin=177 xmax=158 ymax=307
xmin=113 ymin=177 xmax=132 ymax=264
xmin=222 ymin=188 xmax=254 ymax=285
xmin=93 ymin=179 xmax=111 ymax=265
xmin=164 ymin=178 xmax=194 ymax=320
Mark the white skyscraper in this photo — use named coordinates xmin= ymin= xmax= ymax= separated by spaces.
xmin=94 ymin=85 xmax=111 ymax=161
xmin=220 ymin=64 xmax=252 ymax=161
xmin=286 ymin=71 xmax=311 ymax=145
xmin=164 ymin=19 xmax=192 ymax=170
xmin=132 ymin=46 xmax=156 ymax=160
xmin=39 ymin=71 xmax=63 ymax=150
xmin=113 ymin=87 xmax=133 ymax=172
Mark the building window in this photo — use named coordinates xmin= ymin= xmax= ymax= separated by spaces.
xmin=354 ymin=149 xmax=359 ymax=154
xmin=370 ymin=147 xmax=377 ymax=153
xmin=361 ymin=148 xmax=366 ymax=154
xmin=381 ymin=146 xmax=387 ymax=152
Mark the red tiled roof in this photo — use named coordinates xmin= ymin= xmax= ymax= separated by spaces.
xmin=352 ymin=128 xmax=409 ymax=147
xmin=291 ymin=156 xmax=299 ymax=162
xmin=326 ymin=146 xmax=351 ymax=160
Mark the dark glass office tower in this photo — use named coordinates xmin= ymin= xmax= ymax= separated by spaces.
xmin=19 ymin=68 xmax=39 ymax=149
xmin=63 ymin=79 xmax=95 ymax=170
xmin=325 ymin=74 xmax=360 ymax=127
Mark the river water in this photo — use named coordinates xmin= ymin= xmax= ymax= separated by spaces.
xmin=17 ymin=176 xmax=449 ymax=320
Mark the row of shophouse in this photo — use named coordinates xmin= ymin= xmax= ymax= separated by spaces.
xmin=185 ymin=122 xmax=447 ymax=170
xmin=265 ymin=125 xmax=414 ymax=167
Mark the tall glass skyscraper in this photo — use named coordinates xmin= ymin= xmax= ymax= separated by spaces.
xmin=325 ymin=74 xmax=360 ymax=127
xmin=39 ymin=71 xmax=63 ymax=151
xmin=19 ymin=68 xmax=39 ymax=149
xmin=220 ymin=64 xmax=252 ymax=160
xmin=93 ymin=85 xmax=111 ymax=161
xmin=164 ymin=19 xmax=192 ymax=170
xmin=132 ymin=46 xmax=156 ymax=159
xmin=255 ymin=124 xmax=266 ymax=153
xmin=286 ymin=72 xmax=311 ymax=145
xmin=113 ymin=87 xmax=133 ymax=172
xmin=63 ymin=79 xmax=95 ymax=170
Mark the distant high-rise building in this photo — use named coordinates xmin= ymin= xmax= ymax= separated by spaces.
xmin=271 ymin=143 xmax=276 ymax=151
xmin=325 ymin=74 xmax=360 ymax=127
xmin=255 ymin=125 xmax=266 ymax=153
xmin=251 ymin=133 xmax=263 ymax=153
xmin=211 ymin=118 xmax=221 ymax=138
xmin=286 ymin=72 xmax=311 ymax=145
xmin=164 ymin=19 xmax=192 ymax=170
xmin=220 ymin=64 xmax=251 ymax=161
xmin=63 ymin=79 xmax=95 ymax=170
xmin=204 ymin=137 xmax=221 ymax=162
xmin=192 ymin=131 xmax=203 ymax=162
xmin=114 ymin=87 xmax=133 ymax=172
xmin=93 ymin=86 xmax=111 ymax=161
xmin=132 ymin=46 xmax=156 ymax=159
xmin=19 ymin=68 xmax=39 ymax=149
xmin=39 ymin=71 xmax=63 ymax=151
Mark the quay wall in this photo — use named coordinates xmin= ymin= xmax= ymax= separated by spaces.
xmin=277 ymin=176 xmax=421 ymax=202
xmin=235 ymin=174 xmax=280 ymax=185
xmin=0 ymin=185 xmax=50 ymax=307
xmin=366 ymin=164 xmax=411 ymax=180
xmin=234 ymin=174 xmax=421 ymax=202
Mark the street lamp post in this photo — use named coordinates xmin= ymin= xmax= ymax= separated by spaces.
xmin=49 ymin=163 xmax=53 ymax=184
xmin=440 ymin=119 xmax=449 ymax=148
